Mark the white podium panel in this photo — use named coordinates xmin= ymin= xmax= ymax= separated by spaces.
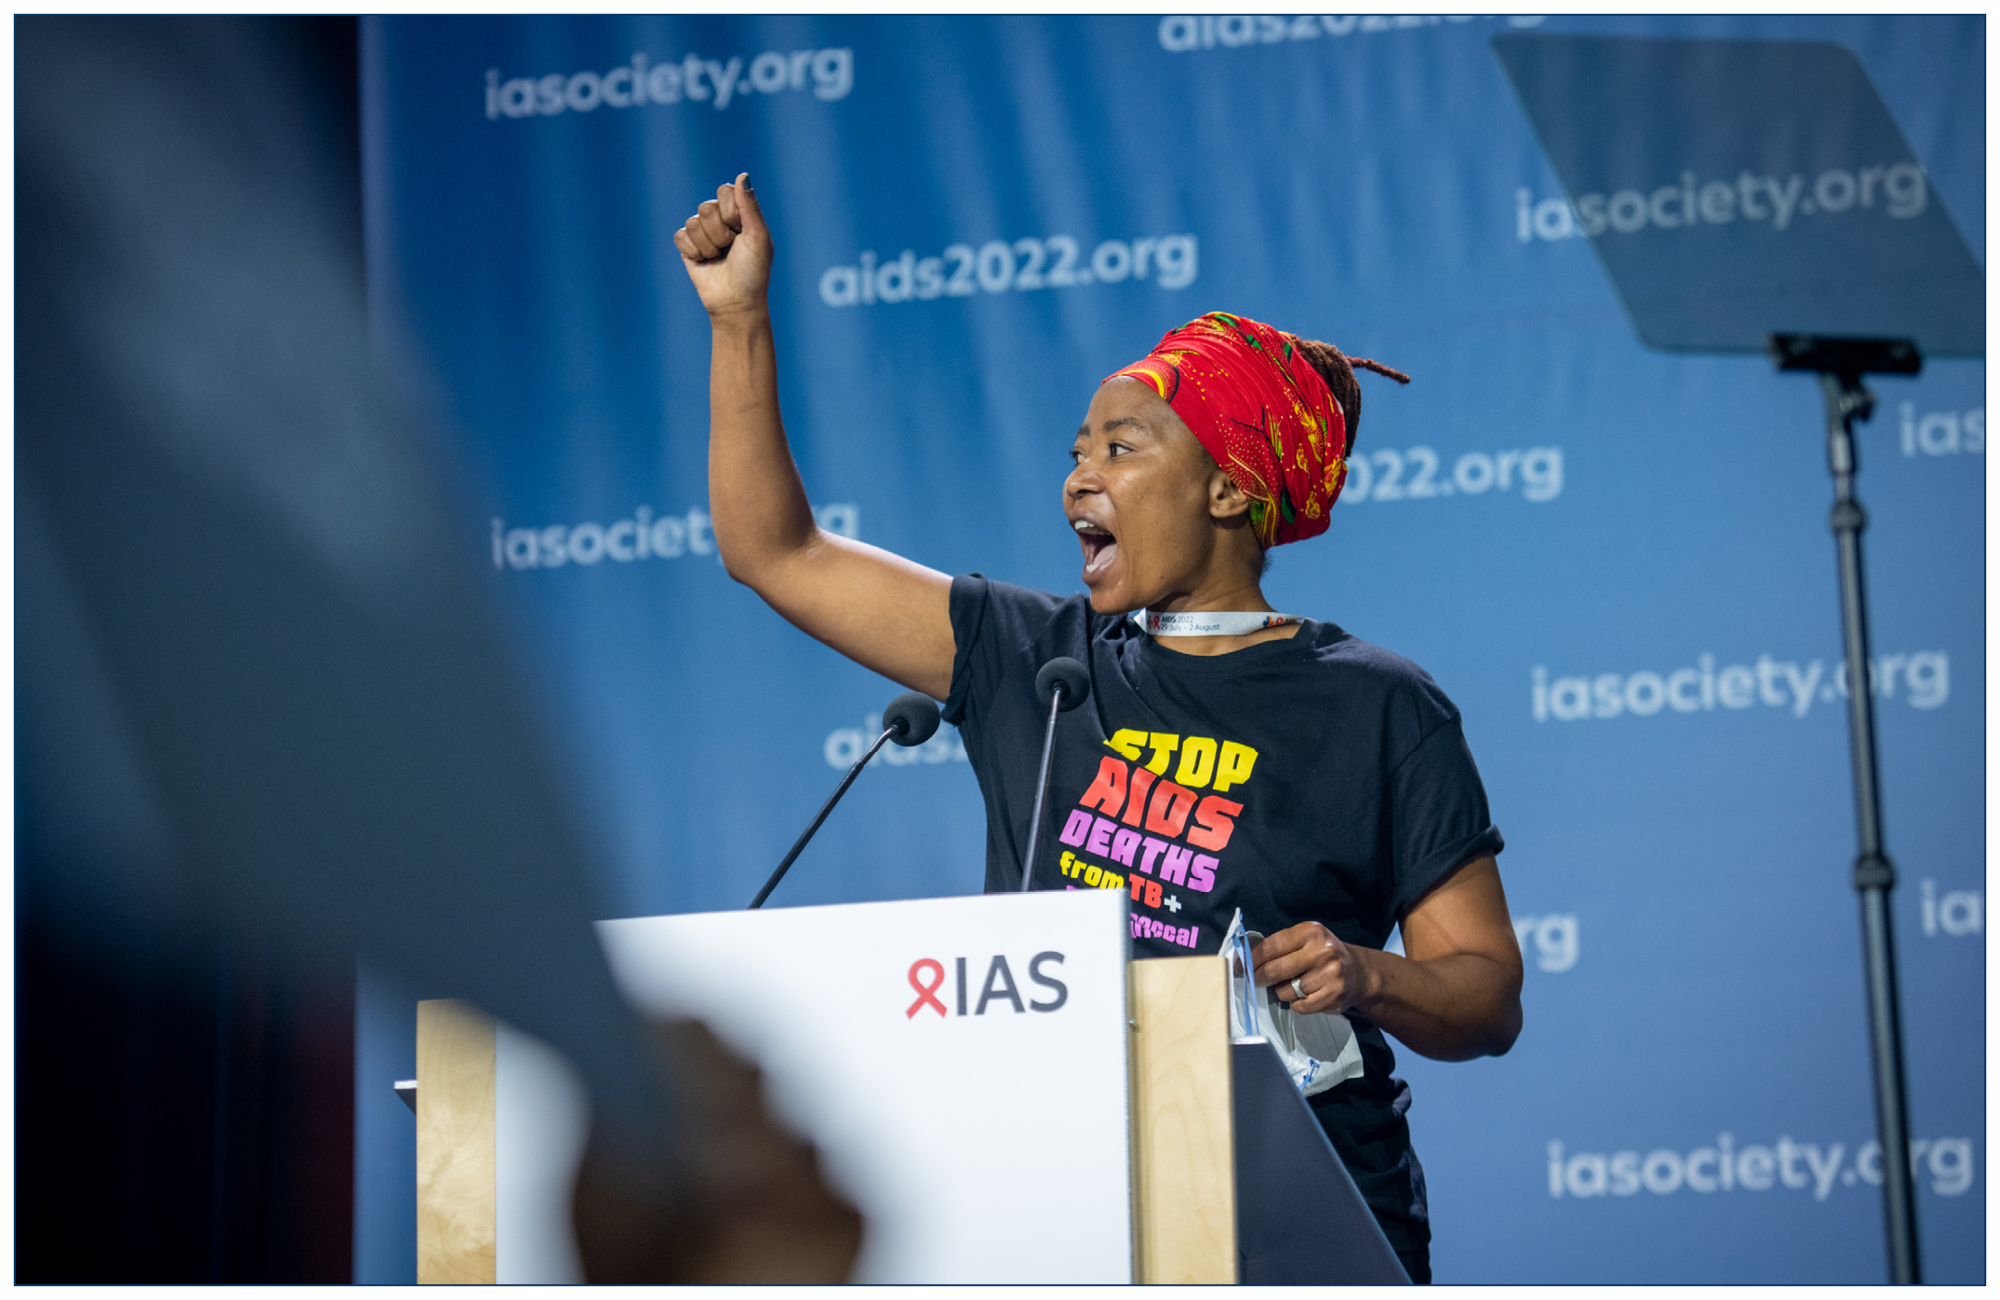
xmin=493 ymin=889 xmax=1135 ymax=1283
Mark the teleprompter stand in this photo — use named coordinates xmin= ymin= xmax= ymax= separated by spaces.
xmin=1492 ymin=31 xmax=1980 ymax=1280
xmin=1770 ymin=333 xmax=1922 ymax=1285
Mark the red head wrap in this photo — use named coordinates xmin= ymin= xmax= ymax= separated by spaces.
xmin=1103 ymin=311 xmax=1348 ymax=549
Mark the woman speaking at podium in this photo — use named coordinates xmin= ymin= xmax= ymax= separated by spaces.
xmin=677 ymin=176 xmax=1522 ymax=1283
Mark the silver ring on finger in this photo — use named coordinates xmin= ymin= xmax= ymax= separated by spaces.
xmin=1291 ymin=977 xmax=1306 ymax=1001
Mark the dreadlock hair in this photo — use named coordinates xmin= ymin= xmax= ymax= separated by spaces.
xmin=1287 ymin=334 xmax=1411 ymax=458
xmin=1256 ymin=336 xmax=1411 ymax=576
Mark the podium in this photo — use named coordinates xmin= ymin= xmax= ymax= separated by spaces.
xmin=411 ymin=890 xmax=1407 ymax=1284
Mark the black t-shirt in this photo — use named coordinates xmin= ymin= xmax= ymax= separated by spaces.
xmin=942 ymin=574 xmax=1504 ymax=1254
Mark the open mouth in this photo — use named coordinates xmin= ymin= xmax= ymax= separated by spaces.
xmin=1073 ymin=518 xmax=1118 ymax=578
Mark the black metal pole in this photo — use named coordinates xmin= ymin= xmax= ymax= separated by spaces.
xmin=1818 ymin=369 xmax=1920 ymax=1284
xmin=748 ymin=726 xmax=895 ymax=909
xmin=1016 ymin=686 xmax=1067 ymax=892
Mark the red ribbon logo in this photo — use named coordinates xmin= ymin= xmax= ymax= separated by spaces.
xmin=906 ymin=957 xmax=947 ymax=1019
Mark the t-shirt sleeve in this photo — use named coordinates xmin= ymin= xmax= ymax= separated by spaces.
xmin=941 ymin=574 xmax=1071 ymax=730
xmin=1385 ymin=716 xmax=1505 ymax=920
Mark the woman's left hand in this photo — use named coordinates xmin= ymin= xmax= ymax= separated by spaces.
xmin=1252 ymin=921 xmax=1370 ymax=1015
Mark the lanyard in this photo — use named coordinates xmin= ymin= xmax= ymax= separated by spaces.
xmin=1133 ymin=609 xmax=1299 ymax=637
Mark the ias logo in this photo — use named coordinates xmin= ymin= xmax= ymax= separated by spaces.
xmin=907 ymin=953 xmax=1068 ymax=1019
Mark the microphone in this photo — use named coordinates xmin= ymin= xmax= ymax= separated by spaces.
xmin=1018 ymin=657 xmax=1091 ymax=893
xmin=748 ymin=690 xmax=941 ymax=909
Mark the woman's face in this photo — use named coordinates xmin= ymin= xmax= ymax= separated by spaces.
xmin=1065 ymin=377 xmax=1243 ymax=613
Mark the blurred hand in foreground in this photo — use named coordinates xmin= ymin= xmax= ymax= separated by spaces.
xmin=572 ymin=1018 xmax=864 ymax=1283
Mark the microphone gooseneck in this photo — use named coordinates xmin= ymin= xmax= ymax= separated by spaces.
xmin=1018 ymin=657 xmax=1091 ymax=893
xmin=748 ymin=690 xmax=943 ymax=909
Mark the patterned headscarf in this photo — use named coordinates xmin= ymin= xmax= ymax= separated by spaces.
xmin=1104 ymin=311 xmax=1348 ymax=549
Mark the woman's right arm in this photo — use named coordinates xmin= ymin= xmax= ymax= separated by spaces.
xmin=676 ymin=175 xmax=956 ymax=701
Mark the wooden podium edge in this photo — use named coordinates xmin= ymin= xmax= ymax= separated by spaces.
xmin=1128 ymin=955 xmax=1238 ymax=1284
xmin=415 ymin=998 xmax=497 ymax=1284
xmin=414 ymin=960 xmax=1236 ymax=1285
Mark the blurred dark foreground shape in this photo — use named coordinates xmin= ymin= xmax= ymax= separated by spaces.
xmin=14 ymin=15 xmax=860 ymax=1282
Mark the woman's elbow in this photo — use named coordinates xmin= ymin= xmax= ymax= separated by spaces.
xmin=716 ymin=532 xmax=799 ymax=590
xmin=1484 ymin=1001 xmax=1524 ymax=1057
xmin=718 ymin=545 xmax=762 ymax=587
xmin=716 ymin=520 xmax=820 ymax=590
xmin=1484 ymin=953 xmax=1525 ymax=1055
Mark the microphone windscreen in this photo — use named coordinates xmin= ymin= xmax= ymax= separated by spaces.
xmin=1035 ymin=657 xmax=1091 ymax=712
xmin=883 ymin=690 xmax=942 ymax=746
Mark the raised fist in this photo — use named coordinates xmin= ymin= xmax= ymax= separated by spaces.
xmin=675 ymin=172 xmax=773 ymax=321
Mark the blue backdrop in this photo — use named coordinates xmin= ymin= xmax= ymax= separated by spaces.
xmin=354 ymin=14 xmax=1983 ymax=1283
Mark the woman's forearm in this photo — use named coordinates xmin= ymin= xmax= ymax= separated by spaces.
xmin=675 ymin=176 xmax=956 ymax=698
xmin=1348 ymin=946 xmax=1523 ymax=1062
xmin=706 ymin=310 xmax=818 ymax=584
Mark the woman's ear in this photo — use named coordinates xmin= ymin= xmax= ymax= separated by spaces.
xmin=1208 ymin=467 xmax=1253 ymax=521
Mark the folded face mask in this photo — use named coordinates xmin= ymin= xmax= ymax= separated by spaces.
xmin=1220 ymin=909 xmax=1366 ymax=1097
